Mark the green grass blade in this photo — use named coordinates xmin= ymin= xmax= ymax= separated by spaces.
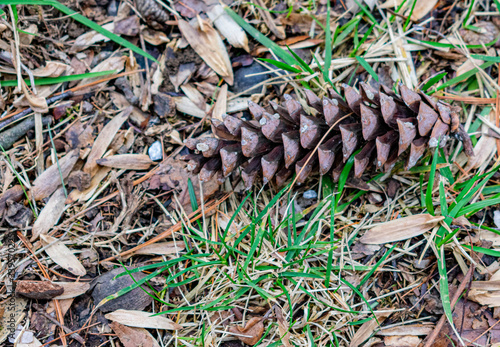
xmin=425 ymin=146 xmax=439 ymax=215
xmin=403 ymin=0 xmax=418 ymax=30
xmin=1 ymin=70 xmax=117 ymax=87
xmin=423 ymin=72 xmax=447 ymax=92
xmin=435 ymin=61 xmax=496 ymax=91
xmin=224 ymin=6 xmax=296 ymax=66
xmin=259 ymin=58 xmax=302 ymax=73
xmin=355 ymin=56 xmax=379 ymax=82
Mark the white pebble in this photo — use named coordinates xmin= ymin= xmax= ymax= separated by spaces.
xmin=148 ymin=141 xmax=163 ymax=161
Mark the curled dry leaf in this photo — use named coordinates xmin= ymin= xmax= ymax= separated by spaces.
xmin=20 ymin=81 xmax=48 ymax=113
xmin=30 ymin=149 xmax=79 ymax=201
xmin=31 ymin=62 xmax=68 ymax=78
xmin=83 ymin=106 xmax=132 ymax=177
xmin=31 ymin=188 xmax=66 ymax=242
xmin=229 ymin=317 xmax=265 ymax=346
xmin=40 ymin=234 xmax=87 ymax=276
xmin=52 ymin=282 xmax=91 ymax=300
xmin=104 ymin=310 xmax=182 ymax=330
xmin=206 ymin=4 xmax=249 ymax=51
xmin=96 ymin=154 xmax=154 ymax=170
xmin=110 ymin=321 xmax=160 ymax=347
xmin=177 ymin=18 xmax=234 ymax=85
xmin=360 ymin=214 xmax=444 ymax=244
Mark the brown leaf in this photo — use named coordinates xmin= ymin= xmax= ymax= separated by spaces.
xmin=20 ymin=80 xmax=48 ymax=113
xmin=114 ymin=16 xmax=140 ymax=36
xmin=360 ymin=214 xmax=444 ymax=244
xmin=105 ymin=310 xmax=182 ymax=330
xmin=0 ymin=185 xmax=24 ymax=219
xmin=275 ymin=306 xmax=292 ymax=347
xmin=110 ymin=322 xmax=160 ymax=347
xmin=350 ymin=312 xmax=391 ymax=347
xmin=178 ymin=18 xmax=234 ymax=85
xmin=15 ymin=280 xmax=64 ymax=300
xmin=40 ymin=234 xmax=87 ymax=276
xmin=229 ymin=317 xmax=264 ymax=346
xmin=207 ymin=4 xmax=249 ymax=51
xmin=212 ymin=84 xmax=228 ymax=122
xmin=83 ymin=107 xmax=132 ymax=177
xmin=30 ymin=149 xmax=79 ymax=201
xmin=31 ymin=61 xmax=69 ymax=77
xmin=31 ymin=188 xmax=66 ymax=242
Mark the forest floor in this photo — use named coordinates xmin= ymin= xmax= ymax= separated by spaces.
xmin=1 ymin=0 xmax=500 ymax=346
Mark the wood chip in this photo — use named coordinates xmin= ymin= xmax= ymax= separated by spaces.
xmin=105 ymin=310 xmax=182 ymax=330
xmin=96 ymin=154 xmax=154 ymax=170
xmin=15 ymin=280 xmax=64 ymax=300
xmin=360 ymin=214 xmax=444 ymax=244
xmin=40 ymin=234 xmax=87 ymax=276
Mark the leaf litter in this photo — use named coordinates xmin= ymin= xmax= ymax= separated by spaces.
xmin=1 ymin=1 xmax=500 ymax=346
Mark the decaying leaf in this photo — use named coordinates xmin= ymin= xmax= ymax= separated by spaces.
xmin=110 ymin=321 xmax=160 ymax=347
xmin=30 ymin=149 xmax=79 ymax=201
xmin=31 ymin=188 xmax=66 ymax=241
xmin=360 ymin=214 xmax=444 ymax=244
xmin=174 ymin=96 xmax=208 ymax=118
xmin=105 ymin=310 xmax=182 ymax=330
xmin=40 ymin=234 xmax=87 ymax=276
xmin=229 ymin=317 xmax=265 ymax=346
xmin=83 ymin=107 xmax=132 ymax=177
xmin=409 ymin=0 xmax=438 ymax=20
xmin=67 ymin=167 xmax=111 ymax=203
xmin=275 ymin=306 xmax=292 ymax=347
xmin=177 ymin=18 xmax=234 ymax=85
xmin=96 ymin=154 xmax=154 ymax=170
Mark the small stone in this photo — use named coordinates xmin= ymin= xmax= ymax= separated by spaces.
xmin=303 ymin=190 xmax=317 ymax=199
xmin=149 ymin=140 xmax=163 ymax=161
xmin=81 ymin=101 xmax=93 ymax=113
xmin=108 ymin=0 xmax=118 ymax=16
xmin=494 ymin=210 xmax=500 ymax=229
xmin=232 ymin=62 xmax=269 ymax=96
xmin=153 ymin=92 xmax=176 ymax=118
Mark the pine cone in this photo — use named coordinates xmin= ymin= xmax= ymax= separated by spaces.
xmin=184 ymin=84 xmax=474 ymax=189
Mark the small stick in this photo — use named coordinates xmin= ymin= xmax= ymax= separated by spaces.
xmin=35 ymin=308 xmax=86 ymax=345
xmin=0 ymin=116 xmax=52 ymax=150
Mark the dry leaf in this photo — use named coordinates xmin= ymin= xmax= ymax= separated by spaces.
xmin=67 ymin=167 xmax=111 ymax=203
xmin=40 ymin=234 xmax=87 ymax=276
xmin=207 ymin=4 xmax=249 ymax=51
xmin=131 ymin=241 xmax=185 ymax=256
xmin=31 ymin=62 xmax=68 ymax=77
xmin=409 ymin=0 xmax=438 ymax=20
xmin=71 ymin=22 xmax=114 ymax=53
xmin=376 ymin=324 xmax=434 ymax=336
xmin=20 ymin=80 xmax=48 ymax=113
xmin=19 ymin=24 xmax=37 ymax=45
xmin=360 ymin=214 xmax=444 ymax=244
xmin=174 ymin=96 xmax=208 ymax=118
xmin=31 ymin=188 xmax=66 ymax=242
xmin=77 ymin=56 xmax=127 ymax=87
xmin=456 ymin=57 xmax=484 ymax=77
xmin=143 ymin=28 xmax=169 ymax=45
xmin=212 ymin=84 xmax=227 ymax=121
xmin=53 ymin=282 xmax=91 ymax=300
xmin=252 ymin=0 xmax=285 ymax=39
xmin=384 ymin=335 xmax=421 ymax=347
xmin=96 ymin=154 xmax=154 ymax=170
xmin=350 ymin=312 xmax=391 ymax=347
xmin=15 ymin=280 xmax=64 ymax=300
xmin=178 ymin=18 xmax=234 ymax=85
xmin=180 ymin=84 xmax=208 ymax=110
xmin=105 ymin=310 xmax=182 ymax=330
xmin=83 ymin=107 xmax=132 ymax=177
xmin=466 ymin=124 xmax=497 ymax=171
xmin=229 ymin=317 xmax=264 ymax=346
xmin=110 ymin=322 xmax=160 ymax=347
xmin=30 ymin=149 xmax=79 ymax=201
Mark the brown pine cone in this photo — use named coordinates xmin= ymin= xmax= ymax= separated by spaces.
xmin=183 ymin=83 xmax=474 ymax=189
